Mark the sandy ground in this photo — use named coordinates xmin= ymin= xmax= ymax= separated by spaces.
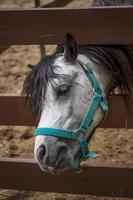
xmin=0 ymin=0 xmax=133 ymax=200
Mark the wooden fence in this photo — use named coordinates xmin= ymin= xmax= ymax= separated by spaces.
xmin=0 ymin=3 xmax=133 ymax=198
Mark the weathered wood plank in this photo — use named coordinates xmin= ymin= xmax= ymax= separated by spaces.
xmin=0 ymin=95 xmax=35 ymax=126
xmin=0 ymin=157 xmax=133 ymax=197
xmin=102 ymin=95 xmax=132 ymax=128
xmin=0 ymin=95 xmax=132 ymax=128
xmin=0 ymin=45 xmax=9 ymax=54
xmin=0 ymin=7 xmax=133 ymax=44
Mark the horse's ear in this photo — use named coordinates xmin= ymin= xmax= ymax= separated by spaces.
xmin=64 ymin=33 xmax=78 ymax=63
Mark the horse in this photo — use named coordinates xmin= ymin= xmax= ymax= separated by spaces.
xmin=23 ymin=0 xmax=133 ymax=172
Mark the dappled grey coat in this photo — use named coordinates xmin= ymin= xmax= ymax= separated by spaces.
xmin=92 ymin=0 xmax=133 ymax=6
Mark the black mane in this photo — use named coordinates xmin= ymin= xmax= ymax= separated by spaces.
xmin=79 ymin=45 xmax=133 ymax=93
xmin=23 ymin=54 xmax=59 ymax=118
xmin=23 ymin=44 xmax=133 ymax=118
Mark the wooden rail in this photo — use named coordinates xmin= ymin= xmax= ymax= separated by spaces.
xmin=0 ymin=7 xmax=133 ymax=44
xmin=0 ymin=0 xmax=74 ymax=54
xmin=0 ymin=45 xmax=9 ymax=54
xmin=0 ymin=157 xmax=133 ymax=198
xmin=0 ymin=94 xmax=132 ymax=128
xmin=0 ymin=5 xmax=133 ymax=198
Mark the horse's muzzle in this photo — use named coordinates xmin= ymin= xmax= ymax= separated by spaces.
xmin=36 ymin=137 xmax=72 ymax=171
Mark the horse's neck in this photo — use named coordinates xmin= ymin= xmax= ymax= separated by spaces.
xmin=78 ymin=54 xmax=115 ymax=94
xmin=76 ymin=54 xmax=113 ymax=138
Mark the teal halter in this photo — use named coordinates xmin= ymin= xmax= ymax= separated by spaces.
xmin=34 ymin=58 xmax=108 ymax=169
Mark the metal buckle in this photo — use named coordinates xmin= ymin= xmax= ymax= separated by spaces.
xmin=93 ymin=87 xmax=96 ymax=94
xmin=74 ymin=129 xmax=85 ymax=140
xmin=93 ymin=88 xmax=102 ymax=97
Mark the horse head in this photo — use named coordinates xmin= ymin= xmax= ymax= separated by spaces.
xmin=23 ymin=34 xmax=133 ymax=172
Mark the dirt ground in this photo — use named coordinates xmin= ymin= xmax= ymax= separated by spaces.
xmin=0 ymin=0 xmax=133 ymax=200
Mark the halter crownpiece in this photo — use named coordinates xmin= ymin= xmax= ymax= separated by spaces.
xmin=34 ymin=57 xmax=108 ymax=169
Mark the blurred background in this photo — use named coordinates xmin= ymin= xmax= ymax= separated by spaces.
xmin=0 ymin=0 xmax=133 ymax=200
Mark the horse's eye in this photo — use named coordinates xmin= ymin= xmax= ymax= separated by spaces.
xmin=56 ymin=84 xmax=71 ymax=96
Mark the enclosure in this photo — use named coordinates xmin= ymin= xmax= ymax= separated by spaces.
xmin=0 ymin=0 xmax=133 ymax=200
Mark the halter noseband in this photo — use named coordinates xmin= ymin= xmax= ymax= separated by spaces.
xmin=34 ymin=58 xmax=108 ymax=169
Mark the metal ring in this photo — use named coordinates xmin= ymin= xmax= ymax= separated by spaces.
xmin=74 ymin=129 xmax=85 ymax=139
xmin=93 ymin=87 xmax=96 ymax=94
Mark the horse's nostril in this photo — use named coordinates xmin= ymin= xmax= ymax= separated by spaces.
xmin=37 ymin=145 xmax=46 ymax=162
xmin=36 ymin=141 xmax=69 ymax=169
xmin=57 ymin=145 xmax=67 ymax=157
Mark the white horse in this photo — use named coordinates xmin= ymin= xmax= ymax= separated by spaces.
xmin=23 ymin=1 xmax=133 ymax=172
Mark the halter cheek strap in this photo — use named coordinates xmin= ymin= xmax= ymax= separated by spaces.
xmin=34 ymin=58 xmax=108 ymax=169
